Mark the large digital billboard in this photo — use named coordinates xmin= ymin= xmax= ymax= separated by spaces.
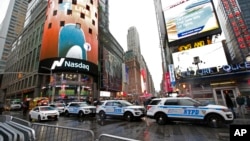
xmin=162 ymin=0 xmax=221 ymax=46
xmin=172 ymin=42 xmax=228 ymax=76
xmin=101 ymin=48 xmax=122 ymax=91
xmin=40 ymin=0 xmax=98 ymax=65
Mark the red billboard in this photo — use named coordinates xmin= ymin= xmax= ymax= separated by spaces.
xmin=40 ymin=0 xmax=98 ymax=65
xmin=221 ymin=0 xmax=250 ymax=49
xmin=162 ymin=0 xmax=221 ymax=46
xmin=164 ymin=72 xmax=173 ymax=92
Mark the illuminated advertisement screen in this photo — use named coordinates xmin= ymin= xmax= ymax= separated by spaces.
xmin=172 ymin=42 xmax=228 ymax=73
xmin=40 ymin=0 xmax=98 ymax=65
xmin=162 ymin=0 xmax=221 ymax=46
xmin=101 ymin=48 xmax=122 ymax=91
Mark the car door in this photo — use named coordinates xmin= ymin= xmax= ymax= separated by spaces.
xmin=113 ymin=101 xmax=123 ymax=116
xmin=68 ymin=103 xmax=79 ymax=114
xmin=31 ymin=107 xmax=40 ymax=119
xmin=177 ymin=99 xmax=203 ymax=120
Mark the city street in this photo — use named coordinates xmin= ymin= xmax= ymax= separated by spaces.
xmin=3 ymin=110 xmax=246 ymax=141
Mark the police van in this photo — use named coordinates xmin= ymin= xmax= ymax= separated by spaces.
xmin=146 ymin=97 xmax=234 ymax=128
xmin=96 ymin=100 xmax=145 ymax=121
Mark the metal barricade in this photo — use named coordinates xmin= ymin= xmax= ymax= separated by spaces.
xmin=97 ymin=134 xmax=141 ymax=141
xmin=31 ymin=123 xmax=95 ymax=141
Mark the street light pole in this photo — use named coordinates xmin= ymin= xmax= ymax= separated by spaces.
xmin=41 ymin=66 xmax=55 ymax=103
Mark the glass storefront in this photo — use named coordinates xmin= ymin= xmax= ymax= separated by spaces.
xmin=42 ymin=72 xmax=93 ymax=103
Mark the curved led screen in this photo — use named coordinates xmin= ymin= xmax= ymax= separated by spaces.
xmin=162 ymin=0 xmax=221 ymax=46
xmin=40 ymin=0 xmax=98 ymax=66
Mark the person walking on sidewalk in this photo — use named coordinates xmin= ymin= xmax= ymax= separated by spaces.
xmin=236 ymin=93 xmax=246 ymax=118
xmin=225 ymin=92 xmax=236 ymax=118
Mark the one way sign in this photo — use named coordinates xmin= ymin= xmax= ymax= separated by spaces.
xmin=230 ymin=125 xmax=250 ymax=140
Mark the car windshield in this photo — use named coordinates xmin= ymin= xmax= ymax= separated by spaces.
xmin=40 ymin=106 xmax=55 ymax=111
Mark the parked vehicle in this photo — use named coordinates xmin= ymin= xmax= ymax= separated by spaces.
xmin=64 ymin=102 xmax=96 ymax=117
xmin=49 ymin=102 xmax=66 ymax=115
xmin=96 ymin=100 xmax=145 ymax=121
xmin=146 ymin=97 xmax=234 ymax=128
xmin=10 ymin=101 xmax=22 ymax=110
xmin=29 ymin=106 xmax=60 ymax=122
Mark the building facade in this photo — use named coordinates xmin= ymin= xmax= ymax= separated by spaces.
xmin=0 ymin=0 xmax=29 ymax=75
xmin=154 ymin=0 xmax=250 ymax=108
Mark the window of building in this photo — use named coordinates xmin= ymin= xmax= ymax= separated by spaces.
xmin=67 ymin=9 xmax=72 ymax=15
xmin=72 ymin=0 xmax=77 ymax=5
xmin=80 ymin=13 xmax=85 ymax=19
xmin=89 ymin=28 xmax=92 ymax=34
xmin=60 ymin=21 xmax=65 ymax=27
xmin=86 ymin=5 xmax=90 ymax=11
xmin=48 ymin=23 xmax=52 ymax=29
xmin=92 ymin=20 xmax=95 ymax=26
xmin=53 ymin=10 xmax=57 ymax=16
xmin=58 ymin=0 xmax=63 ymax=4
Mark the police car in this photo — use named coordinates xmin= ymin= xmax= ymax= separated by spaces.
xmin=146 ymin=97 xmax=234 ymax=128
xmin=64 ymin=102 xmax=96 ymax=117
xmin=96 ymin=100 xmax=145 ymax=121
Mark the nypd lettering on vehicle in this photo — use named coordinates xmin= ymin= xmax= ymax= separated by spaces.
xmin=104 ymin=106 xmax=125 ymax=115
xmin=158 ymin=106 xmax=209 ymax=119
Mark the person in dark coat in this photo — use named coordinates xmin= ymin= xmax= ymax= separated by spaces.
xmin=0 ymin=101 xmax=4 ymax=115
xmin=225 ymin=93 xmax=236 ymax=118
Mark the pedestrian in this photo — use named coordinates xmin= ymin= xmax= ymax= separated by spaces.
xmin=246 ymin=96 xmax=250 ymax=108
xmin=236 ymin=93 xmax=246 ymax=118
xmin=0 ymin=101 xmax=4 ymax=115
xmin=22 ymin=101 xmax=28 ymax=116
xmin=224 ymin=93 xmax=236 ymax=118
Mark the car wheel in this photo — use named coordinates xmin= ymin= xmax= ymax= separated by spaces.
xmin=65 ymin=111 xmax=70 ymax=117
xmin=156 ymin=113 xmax=167 ymax=125
xmin=78 ymin=111 xmax=84 ymax=117
xmin=38 ymin=115 xmax=41 ymax=122
xmin=206 ymin=114 xmax=224 ymax=128
xmin=54 ymin=116 xmax=58 ymax=121
xmin=124 ymin=112 xmax=134 ymax=122
xmin=29 ymin=115 xmax=32 ymax=121
xmin=99 ymin=111 xmax=106 ymax=119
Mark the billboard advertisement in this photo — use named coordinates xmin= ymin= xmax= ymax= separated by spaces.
xmin=40 ymin=0 xmax=98 ymax=65
xmin=102 ymin=48 xmax=122 ymax=91
xmin=172 ymin=42 xmax=228 ymax=77
xmin=162 ymin=0 xmax=221 ymax=46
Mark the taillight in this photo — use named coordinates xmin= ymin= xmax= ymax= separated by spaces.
xmin=147 ymin=105 xmax=152 ymax=110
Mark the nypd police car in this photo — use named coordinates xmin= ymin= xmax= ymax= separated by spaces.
xmin=96 ymin=100 xmax=145 ymax=121
xmin=64 ymin=102 xmax=96 ymax=117
xmin=146 ymin=97 xmax=234 ymax=128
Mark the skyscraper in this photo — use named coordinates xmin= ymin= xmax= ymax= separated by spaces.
xmin=127 ymin=26 xmax=141 ymax=58
xmin=217 ymin=0 xmax=250 ymax=63
xmin=0 ymin=0 xmax=29 ymax=73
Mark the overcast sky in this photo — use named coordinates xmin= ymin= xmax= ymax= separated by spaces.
xmin=109 ymin=0 xmax=162 ymax=91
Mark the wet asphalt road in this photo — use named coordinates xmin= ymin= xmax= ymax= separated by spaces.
xmin=6 ymin=111 xmax=230 ymax=141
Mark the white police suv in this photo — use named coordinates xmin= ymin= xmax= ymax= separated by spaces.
xmin=96 ymin=100 xmax=145 ymax=121
xmin=146 ymin=97 xmax=234 ymax=128
xmin=64 ymin=102 xmax=96 ymax=117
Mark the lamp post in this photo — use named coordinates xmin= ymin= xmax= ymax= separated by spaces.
xmin=41 ymin=66 xmax=55 ymax=103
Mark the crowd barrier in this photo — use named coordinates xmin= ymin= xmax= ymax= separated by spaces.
xmin=0 ymin=115 xmax=140 ymax=141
